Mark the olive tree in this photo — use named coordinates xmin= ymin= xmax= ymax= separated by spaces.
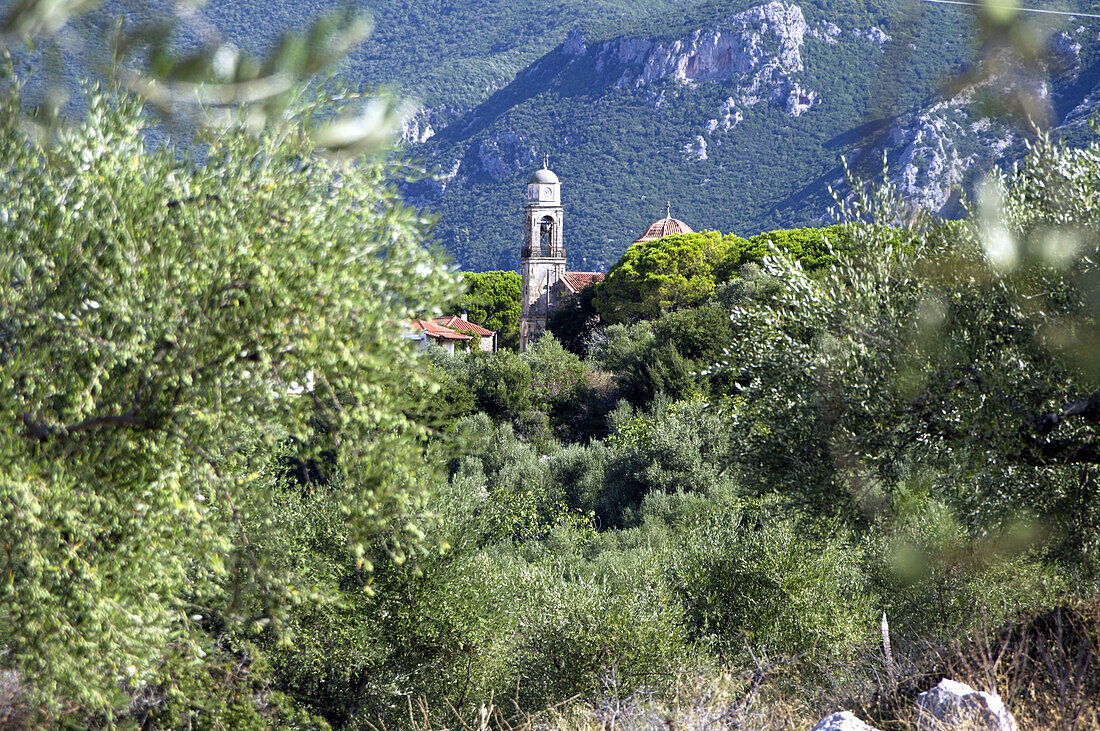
xmin=0 ymin=88 xmax=460 ymax=718
xmin=720 ymin=131 xmax=1100 ymax=559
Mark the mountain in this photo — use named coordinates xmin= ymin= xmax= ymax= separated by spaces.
xmin=196 ymin=0 xmax=1100 ymax=271
xmin=201 ymin=0 xmax=681 ymax=112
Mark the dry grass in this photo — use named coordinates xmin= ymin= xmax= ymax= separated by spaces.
xmin=858 ymin=596 xmax=1100 ymax=731
xmin=0 ymin=669 xmax=28 ymax=730
xmin=398 ymin=652 xmax=835 ymax=731
xmin=397 ymin=598 xmax=1100 ymax=731
xmin=930 ymin=598 xmax=1100 ymax=730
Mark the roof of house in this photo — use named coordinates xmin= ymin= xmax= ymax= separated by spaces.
xmin=432 ymin=315 xmax=495 ymax=337
xmin=561 ymin=271 xmax=605 ymax=293
xmin=411 ymin=319 xmax=472 ymax=340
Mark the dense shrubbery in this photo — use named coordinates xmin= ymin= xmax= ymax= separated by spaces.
xmin=671 ymin=504 xmax=875 ymax=661
xmin=345 ymin=126 xmax=1099 ymax=727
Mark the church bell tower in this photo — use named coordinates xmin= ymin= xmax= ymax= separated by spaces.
xmin=519 ymin=157 xmax=566 ymax=352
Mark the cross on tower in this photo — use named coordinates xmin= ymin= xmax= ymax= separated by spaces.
xmin=543 ymin=153 xmax=550 ymax=169
xmin=666 ymin=200 xmax=671 ymax=219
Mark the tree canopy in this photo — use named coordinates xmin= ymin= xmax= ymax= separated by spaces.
xmin=720 ymin=135 xmax=1100 ymax=540
xmin=453 ymin=270 xmax=522 ymax=349
xmin=0 ymin=89 xmax=459 ymax=719
xmin=593 ymin=231 xmax=745 ymax=324
xmin=592 ymin=224 xmax=852 ymax=325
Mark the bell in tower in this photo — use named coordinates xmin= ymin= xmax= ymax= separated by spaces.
xmin=519 ymin=156 xmax=567 ymax=352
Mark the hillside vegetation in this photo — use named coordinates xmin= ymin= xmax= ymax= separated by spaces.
xmin=412 ymin=0 xmax=1100 ymax=272
xmin=83 ymin=0 xmax=1100 ymax=272
xmin=203 ymin=0 xmax=681 ymax=110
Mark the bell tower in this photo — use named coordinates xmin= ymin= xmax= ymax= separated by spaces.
xmin=520 ymin=156 xmax=566 ymax=352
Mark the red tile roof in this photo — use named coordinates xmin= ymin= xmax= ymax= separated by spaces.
xmin=432 ymin=315 xmax=495 ymax=337
xmin=412 ymin=319 xmax=472 ymax=340
xmin=633 ymin=216 xmax=694 ymax=244
xmin=561 ymin=271 xmax=605 ymax=293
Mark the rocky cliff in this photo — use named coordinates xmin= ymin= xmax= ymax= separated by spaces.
xmin=562 ymin=2 xmax=891 ymax=139
xmin=855 ymin=27 xmax=1099 ymax=217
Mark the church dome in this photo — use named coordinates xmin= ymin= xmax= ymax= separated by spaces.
xmin=633 ymin=203 xmax=694 ymax=243
xmin=528 ymin=167 xmax=559 ymax=185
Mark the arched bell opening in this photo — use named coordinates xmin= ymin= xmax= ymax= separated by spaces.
xmin=539 ymin=215 xmax=555 ymax=255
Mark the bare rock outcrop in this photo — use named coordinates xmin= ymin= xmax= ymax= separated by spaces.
xmin=402 ymin=112 xmax=436 ymax=144
xmin=1048 ymin=30 xmax=1082 ymax=78
xmin=574 ymin=1 xmax=816 ymax=127
xmin=401 ymin=105 xmax=463 ymax=145
xmin=889 ymin=103 xmax=996 ymax=214
xmin=600 ymin=1 xmax=809 ymax=85
xmin=916 ymin=679 xmax=1018 ymax=731
xmin=683 ymin=135 xmax=708 ymax=161
xmin=475 ymin=131 xmax=538 ymax=181
xmin=812 ymin=711 xmax=882 ymax=731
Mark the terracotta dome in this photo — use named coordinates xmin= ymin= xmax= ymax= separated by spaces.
xmin=633 ymin=203 xmax=694 ymax=243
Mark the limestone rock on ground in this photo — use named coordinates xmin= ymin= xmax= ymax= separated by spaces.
xmin=916 ymin=678 xmax=1018 ymax=731
xmin=811 ymin=710 xmax=881 ymax=731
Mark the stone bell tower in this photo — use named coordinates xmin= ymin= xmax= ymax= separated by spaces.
xmin=519 ymin=157 xmax=566 ymax=352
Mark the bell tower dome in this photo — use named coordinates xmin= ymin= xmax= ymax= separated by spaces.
xmin=519 ymin=156 xmax=567 ymax=352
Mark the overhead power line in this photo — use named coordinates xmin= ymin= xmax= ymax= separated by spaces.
xmin=919 ymin=0 xmax=1100 ymax=20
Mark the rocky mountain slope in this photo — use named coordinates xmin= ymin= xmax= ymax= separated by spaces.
xmin=198 ymin=0 xmax=1100 ymax=271
xmin=392 ymin=0 xmax=1100 ymax=271
xmin=865 ymin=26 xmax=1099 ymax=216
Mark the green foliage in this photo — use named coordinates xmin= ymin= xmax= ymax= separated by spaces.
xmin=448 ymin=414 xmax=577 ymax=542
xmin=253 ymin=413 xmax=698 ymax=728
xmin=504 ymin=571 xmax=688 ymax=708
xmin=671 ymin=501 xmax=875 ymax=661
xmin=590 ymin=321 xmax=656 ymax=374
xmin=867 ymin=477 xmax=1064 ymax=640
xmin=547 ymin=285 xmax=601 ymax=356
xmin=588 ymin=303 xmax=734 ymax=407
xmin=4 ymin=2 xmax=401 ymax=154
xmin=594 ymin=231 xmax=747 ymax=324
xmin=0 ymin=89 xmax=458 ymax=719
xmin=8 ymin=1 xmax=1100 ymax=720
xmin=467 ymin=348 xmax=533 ymax=419
xmin=592 ymin=225 xmax=852 ymax=326
xmin=411 ymin=0 xmax=1063 ymax=272
xmin=95 ymin=0 xmax=1096 ymax=275
xmin=420 ymin=347 xmax=479 ymax=425
xmin=600 ymin=397 xmax=737 ymax=526
xmin=590 ymin=321 xmax=679 ymax=406
xmin=720 ymin=172 xmax=1100 ymax=535
xmin=704 ymin=125 xmax=1100 ymax=655
xmin=455 ymin=270 xmax=521 ymax=350
xmin=742 ymin=223 xmax=855 ymax=272
xmin=128 ymin=640 xmax=323 ymax=729
xmin=524 ymin=334 xmax=587 ymax=407
xmin=204 ymin=0 xmax=684 ymax=111
xmin=652 ymin=305 xmax=735 ymax=364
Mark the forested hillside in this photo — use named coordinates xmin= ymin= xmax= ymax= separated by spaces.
xmin=81 ymin=0 xmax=1100 ymax=272
xmin=401 ymin=0 xmax=1100 ymax=271
xmin=202 ymin=0 xmax=681 ymax=110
